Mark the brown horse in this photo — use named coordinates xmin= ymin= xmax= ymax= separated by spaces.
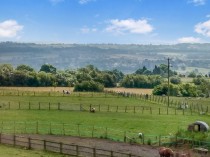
xmin=159 ymin=147 xmax=174 ymax=157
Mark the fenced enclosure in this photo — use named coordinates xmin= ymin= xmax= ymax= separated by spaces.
xmin=0 ymin=121 xmax=209 ymax=150
xmin=0 ymin=89 xmax=209 ymax=115
xmin=0 ymin=100 xmax=208 ymax=116
xmin=0 ymin=133 xmax=142 ymax=157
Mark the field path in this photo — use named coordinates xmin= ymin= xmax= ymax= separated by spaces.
xmin=19 ymin=134 xmax=159 ymax=157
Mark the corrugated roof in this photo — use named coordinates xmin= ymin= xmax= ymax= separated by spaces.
xmin=194 ymin=121 xmax=209 ymax=131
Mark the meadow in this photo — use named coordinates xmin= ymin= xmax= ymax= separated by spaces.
xmin=0 ymin=87 xmax=209 ymax=156
xmin=0 ymin=87 xmax=209 ymax=137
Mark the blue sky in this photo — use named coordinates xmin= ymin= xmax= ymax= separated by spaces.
xmin=0 ymin=0 xmax=210 ymax=44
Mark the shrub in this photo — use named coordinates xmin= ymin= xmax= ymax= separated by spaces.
xmin=74 ymin=81 xmax=104 ymax=92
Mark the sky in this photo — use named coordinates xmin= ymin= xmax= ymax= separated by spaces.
xmin=0 ymin=0 xmax=210 ymax=44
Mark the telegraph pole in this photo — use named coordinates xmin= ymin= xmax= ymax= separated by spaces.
xmin=167 ymin=58 xmax=170 ymax=107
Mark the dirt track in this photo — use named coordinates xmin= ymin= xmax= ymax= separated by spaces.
xmin=19 ymin=134 xmax=159 ymax=157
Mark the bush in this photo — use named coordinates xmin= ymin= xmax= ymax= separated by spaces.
xmin=74 ymin=81 xmax=104 ymax=92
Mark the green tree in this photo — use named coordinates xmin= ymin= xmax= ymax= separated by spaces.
xmin=74 ymin=81 xmax=104 ymax=92
xmin=40 ymin=64 xmax=56 ymax=74
xmin=170 ymin=76 xmax=181 ymax=84
xmin=16 ymin=64 xmax=34 ymax=72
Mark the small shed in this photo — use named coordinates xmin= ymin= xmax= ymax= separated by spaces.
xmin=188 ymin=121 xmax=209 ymax=132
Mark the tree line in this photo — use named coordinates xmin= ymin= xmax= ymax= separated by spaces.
xmin=1 ymin=63 xmax=209 ymax=96
xmin=0 ymin=63 xmax=170 ymax=91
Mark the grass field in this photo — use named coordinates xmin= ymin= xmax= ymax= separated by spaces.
xmin=0 ymin=144 xmax=65 ymax=157
xmin=0 ymin=87 xmax=209 ymax=137
xmin=0 ymin=87 xmax=209 ymax=155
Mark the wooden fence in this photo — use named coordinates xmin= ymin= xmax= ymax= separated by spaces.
xmin=0 ymin=100 xmax=207 ymax=116
xmin=0 ymin=133 xmax=142 ymax=157
xmin=0 ymin=90 xmax=210 ymax=114
xmin=0 ymin=121 xmax=209 ymax=150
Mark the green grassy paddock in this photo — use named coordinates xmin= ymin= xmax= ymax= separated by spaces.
xmin=0 ymin=144 xmax=65 ymax=157
xmin=0 ymin=90 xmax=209 ymax=142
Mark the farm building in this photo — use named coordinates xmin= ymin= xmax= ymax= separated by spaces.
xmin=188 ymin=121 xmax=209 ymax=132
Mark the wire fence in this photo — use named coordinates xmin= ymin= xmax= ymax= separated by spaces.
xmin=0 ymin=121 xmax=209 ymax=150
xmin=0 ymin=90 xmax=209 ymax=115
xmin=0 ymin=100 xmax=207 ymax=116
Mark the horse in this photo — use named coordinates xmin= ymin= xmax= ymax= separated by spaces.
xmin=159 ymin=147 xmax=174 ymax=157
xmin=63 ymin=90 xmax=70 ymax=94
xmin=90 ymin=107 xmax=95 ymax=113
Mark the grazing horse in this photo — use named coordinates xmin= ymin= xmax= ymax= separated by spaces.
xmin=159 ymin=147 xmax=174 ymax=157
xmin=63 ymin=90 xmax=70 ymax=94
xmin=90 ymin=107 xmax=95 ymax=113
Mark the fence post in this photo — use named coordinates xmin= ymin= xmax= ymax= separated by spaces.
xmin=125 ymin=106 xmax=127 ymax=113
xmin=49 ymin=102 xmax=51 ymax=110
xmin=29 ymin=102 xmax=31 ymax=110
xmin=19 ymin=102 xmax=20 ymax=110
xmin=49 ymin=122 xmax=52 ymax=134
xmin=105 ymin=127 xmax=108 ymax=138
xmin=39 ymin=102 xmax=40 ymax=110
xmin=44 ymin=140 xmax=46 ymax=150
xmin=76 ymin=145 xmax=79 ymax=156
xmin=77 ymin=124 xmax=80 ymax=136
xmin=28 ymin=138 xmax=31 ymax=149
xmin=62 ymin=123 xmax=65 ymax=135
xmin=124 ymin=131 xmax=126 ymax=142
xmin=13 ymin=121 xmax=16 ymax=134
xmin=175 ymin=108 xmax=176 ymax=115
xmin=99 ymin=104 xmax=100 ymax=112
xmin=134 ymin=106 xmax=136 ymax=114
xmin=58 ymin=103 xmax=60 ymax=110
xmin=110 ymin=151 xmax=113 ymax=157
xmin=59 ymin=142 xmax=63 ymax=154
xmin=13 ymin=135 xmax=16 ymax=146
xmin=92 ymin=125 xmax=94 ymax=137
xmin=93 ymin=148 xmax=96 ymax=157
xmin=116 ymin=106 xmax=118 ymax=112
xmin=36 ymin=121 xmax=38 ymax=134
xmin=24 ymin=122 xmax=26 ymax=133
xmin=159 ymin=108 xmax=160 ymax=115
xmin=159 ymin=135 xmax=161 ymax=146
xmin=150 ymin=107 xmax=152 ymax=114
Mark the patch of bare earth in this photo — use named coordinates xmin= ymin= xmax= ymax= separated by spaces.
xmin=19 ymin=134 xmax=159 ymax=157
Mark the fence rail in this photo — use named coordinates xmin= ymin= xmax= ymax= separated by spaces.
xmin=0 ymin=133 xmax=142 ymax=157
xmin=0 ymin=121 xmax=209 ymax=150
xmin=0 ymin=100 xmax=207 ymax=116
xmin=0 ymin=90 xmax=209 ymax=114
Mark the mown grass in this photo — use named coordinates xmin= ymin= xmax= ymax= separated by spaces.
xmin=0 ymin=144 xmax=65 ymax=157
xmin=0 ymin=88 xmax=209 ymax=139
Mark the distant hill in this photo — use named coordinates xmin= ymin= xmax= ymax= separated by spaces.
xmin=1 ymin=42 xmax=210 ymax=74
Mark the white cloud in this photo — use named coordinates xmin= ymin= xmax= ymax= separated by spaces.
xmin=79 ymin=0 xmax=95 ymax=4
xmin=81 ymin=27 xmax=97 ymax=33
xmin=0 ymin=20 xmax=23 ymax=38
xmin=189 ymin=0 xmax=206 ymax=6
xmin=105 ymin=19 xmax=153 ymax=34
xmin=195 ymin=20 xmax=210 ymax=37
xmin=177 ymin=37 xmax=201 ymax=43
